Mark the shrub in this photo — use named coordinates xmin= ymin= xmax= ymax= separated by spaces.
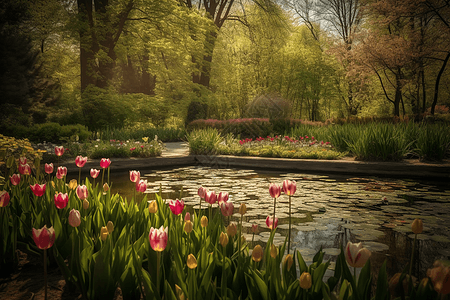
xmin=187 ymin=118 xmax=273 ymax=138
xmin=415 ymin=123 xmax=450 ymax=161
xmin=186 ymin=128 xmax=223 ymax=155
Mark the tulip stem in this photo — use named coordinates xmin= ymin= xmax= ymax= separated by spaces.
xmin=409 ymin=234 xmax=417 ymax=278
xmin=101 ymin=168 xmax=105 ymax=187
xmin=78 ymin=168 xmax=81 ymax=186
xmin=273 ymin=197 xmax=276 ymax=230
xmin=288 ymin=195 xmax=291 ymax=254
xmin=239 ymin=214 xmax=243 ymax=257
xmin=354 ymin=267 xmax=357 ymax=286
xmin=198 ymin=196 xmax=202 ymax=218
xmin=157 ymin=251 xmax=161 ymax=296
xmin=44 ymin=248 xmax=48 ymax=300
xmin=222 ymin=244 xmax=226 ymax=300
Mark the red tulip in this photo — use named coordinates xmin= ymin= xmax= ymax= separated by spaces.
xmin=282 ymin=180 xmax=297 ymax=196
xmin=55 ymin=146 xmax=64 ymax=157
xmin=0 ymin=190 xmax=10 ymax=207
xmin=18 ymin=163 xmax=31 ymax=175
xmin=168 ymin=199 xmax=185 ymax=215
xmin=75 ymin=155 xmax=87 ymax=168
xmin=76 ymin=185 xmax=88 ymax=200
xmin=10 ymin=174 xmax=21 ymax=186
xmin=220 ymin=201 xmax=234 ymax=217
xmin=345 ymin=242 xmax=372 ymax=268
xmin=130 ymin=170 xmax=140 ymax=183
xmin=269 ymin=183 xmax=281 ymax=198
xmin=198 ymin=186 xmax=207 ymax=198
xmin=100 ymin=158 xmax=111 ymax=169
xmin=68 ymin=209 xmax=81 ymax=227
xmin=204 ymin=191 xmax=217 ymax=205
xmin=149 ymin=226 xmax=168 ymax=252
xmin=19 ymin=156 xmax=27 ymax=165
xmin=136 ymin=179 xmax=147 ymax=193
xmin=32 ymin=225 xmax=55 ymax=250
xmin=30 ymin=184 xmax=46 ymax=197
xmin=266 ymin=215 xmax=278 ymax=230
xmin=90 ymin=168 xmax=100 ymax=179
xmin=217 ymin=192 xmax=229 ymax=205
xmin=56 ymin=166 xmax=67 ymax=179
xmin=45 ymin=163 xmax=53 ymax=174
xmin=54 ymin=192 xmax=69 ymax=209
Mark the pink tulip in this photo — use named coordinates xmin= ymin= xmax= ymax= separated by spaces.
xmin=0 ymin=191 xmax=10 ymax=207
xmin=18 ymin=163 xmax=31 ymax=175
xmin=68 ymin=209 xmax=81 ymax=227
xmin=251 ymin=224 xmax=258 ymax=234
xmin=345 ymin=242 xmax=371 ymax=268
xmin=100 ymin=158 xmax=111 ymax=169
xmin=56 ymin=166 xmax=67 ymax=179
xmin=129 ymin=170 xmax=140 ymax=183
xmin=45 ymin=163 xmax=54 ymax=174
xmin=55 ymin=146 xmax=64 ymax=157
xmin=168 ymin=199 xmax=185 ymax=215
xmin=76 ymin=185 xmax=88 ymax=200
xmin=282 ymin=180 xmax=297 ymax=196
xmin=30 ymin=184 xmax=46 ymax=197
xmin=75 ymin=155 xmax=87 ymax=168
xmin=198 ymin=186 xmax=207 ymax=198
xmin=269 ymin=183 xmax=281 ymax=198
xmin=266 ymin=215 xmax=278 ymax=230
xmin=54 ymin=192 xmax=69 ymax=209
xmin=19 ymin=156 xmax=27 ymax=165
xmin=185 ymin=212 xmax=191 ymax=222
xmin=149 ymin=226 xmax=168 ymax=252
xmin=136 ymin=179 xmax=147 ymax=193
xmin=90 ymin=168 xmax=100 ymax=179
xmin=204 ymin=191 xmax=217 ymax=205
xmin=217 ymin=192 xmax=229 ymax=205
xmin=220 ymin=201 xmax=234 ymax=217
xmin=10 ymin=174 xmax=21 ymax=186
xmin=32 ymin=225 xmax=55 ymax=250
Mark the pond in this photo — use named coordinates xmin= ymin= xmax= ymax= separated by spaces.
xmin=104 ymin=165 xmax=450 ymax=279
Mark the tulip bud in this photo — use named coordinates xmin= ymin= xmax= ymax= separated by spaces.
xmin=184 ymin=220 xmax=193 ymax=233
xmin=184 ymin=212 xmax=191 ymax=222
xmin=201 ymin=216 xmax=208 ymax=228
xmin=252 ymin=245 xmax=263 ymax=262
xmin=227 ymin=222 xmax=237 ymax=237
xmin=239 ymin=203 xmax=247 ymax=215
xmin=10 ymin=174 xmax=21 ymax=186
xmin=69 ymin=209 xmax=81 ymax=227
xmin=107 ymin=221 xmax=114 ymax=233
xmin=187 ymin=254 xmax=197 ymax=269
xmin=83 ymin=199 xmax=90 ymax=210
xmin=412 ymin=219 xmax=423 ymax=234
xmin=0 ymin=190 xmax=11 ymax=207
xmin=100 ymin=226 xmax=108 ymax=241
xmin=251 ymin=224 xmax=258 ymax=234
xmin=175 ymin=284 xmax=185 ymax=300
xmin=219 ymin=232 xmax=229 ymax=247
xmin=68 ymin=179 xmax=77 ymax=190
xmin=270 ymin=244 xmax=278 ymax=258
xmin=345 ymin=242 xmax=371 ymax=268
xmin=103 ymin=183 xmax=109 ymax=192
xmin=148 ymin=200 xmax=158 ymax=213
xmin=284 ymin=254 xmax=294 ymax=271
xmin=299 ymin=272 xmax=312 ymax=289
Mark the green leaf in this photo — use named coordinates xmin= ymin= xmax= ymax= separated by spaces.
xmin=374 ymin=260 xmax=389 ymax=300
xmin=251 ymin=269 xmax=271 ymax=300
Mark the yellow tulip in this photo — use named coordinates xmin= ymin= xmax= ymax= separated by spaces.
xmin=68 ymin=179 xmax=77 ymax=190
xmin=100 ymin=226 xmax=108 ymax=241
xmin=107 ymin=221 xmax=114 ymax=233
xmin=103 ymin=183 xmax=109 ymax=192
xmin=412 ymin=219 xmax=423 ymax=234
xmin=239 ymin=203 xmax=247 ymax=215
xmin=219 ymin=232 xmax=229 ymax=247
xmin=270 ymin=244 xmax=278 ymax=258
xmin=299 ymin=272 xmax=312 ymax=289
xmin=252 ymin=245 xmax=263 ymax=262
xmin=227 ymin=222 xmax=237 ymax=237
xmin=187 ymin=254 xmax=197 ymax=269
xmin=284 ymin=254 xmax=293 ymax=271
xmin=148 ymin=200 xmax=158 ymax=213
xmin=201 ymin=216 xmax=208 ymax=227
xmin=83 ymin=199 xmax=89 ymax=210
xmin=184 ymin=220 xmax=193 ymax=233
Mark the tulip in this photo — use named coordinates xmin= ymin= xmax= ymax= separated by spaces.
xmin=168 ymin=199 xmax=185 ymax=215
xmin=270 ymin=244 xmax=278 ymax=258
xmin=204 ymin=191 xmax=217 ymax=205
xmin=100 ymin=226 xmax=108 ymax=241
xmin=427 ymin=260 xmax=450 ymax=295
xmin=107 ymin=221 xmax=114 ymax=233
xmin=45 ymin=163 xmax=53 ymax=174
xmin=19 ymin=156 xmax=27 ymax=165
xmin=83 ymin=199 xmax=89 ymax=210
xmin=129 ymin=170 xmax=140 ymax=183
xmin=103 ymin=183 xmax=110 ymax=192
xmin=266 ymin=215 xmax=278 ymax=230
xmin=252 ymin=245 xmax=263 ymax=262
xmin=149 ymin=226 xmax=168 ymax=252
xmin=184 ymin=212 xmax=191 ymax=221
xmin=251 ymin=224 xmax=258 ymax=234
xmin=90 ymin=168 xmax=100 ymax=178
xmin=282 ymin=180 xmax=296 ymax=196
xmin=284 ymin=254 xmax=293 ymax=271
xmin=75 ymin=155 xmax=87 ymax=168
xmin=68 ymin=209 xmax=81 ymax=227
xmin=219 ymin=232 xmax=229 ymax=247
xmin=299 ymin=272 xmax=312 ymax=289
xmin=56 ymin=166 xmax=67 ymax=179
xmin=19 ymin=163 xmax=31 ymax=175
xmin=217 ymin=192 xmax=229 ymax=204
xmin=148 ymin=200 xmax=158 ymax=213
xmin=239 ymin=203 xmax=247 ymax=215
xmin=220 ymin=201 xmax=234 ymax=217
xmin=345 ymin=242 xmax=371 ymax=268
xmin=76 ymin=185 xmax=88 ymax=200
xmin=412 ymin=218 xmax=423 ymax=234
xmin=10 ymin=174 xmax=20 ymax=186
xmin=100 ymin=158 xmax=111 ymax=169
xmin=227 ymin=222 xmax=237 ymax=237
xmin=32 ymin=225 xmax=55 ymax=250
xmin=269 ymin=183 xmax=281 ymax=198
xmin=201 ymin=216 xmax=208 ymax=227
xmin=136 ymin=179 xmax=147 ymax=193
xmin=198 ymin=186 xmax=207 ymax=198
xmin=68 ymin=179 xmax=77 ymax=190
xmin=187 ymin=254 xmax=197 ymax=269
xmin=0 ymin=190 xmax=11 ymax=207
xmin=55 ymin=146 xmax=64 ymax=157
xmin=184 ymin=220 xmax=193 ymax=233
xmin=389 ymin=273 xmax=416 ymax=298
xmin=30 ymin=183 xmax=46 ymax=197
xmin=54 ymin=192 xmax=69 ymax=209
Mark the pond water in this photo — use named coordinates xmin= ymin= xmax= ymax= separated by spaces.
xmin=106 ymin=166 xmax=450 ymax=279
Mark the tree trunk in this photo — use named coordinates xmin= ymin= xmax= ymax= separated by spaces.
xmin=431 ymin=51 xmax=450 ymax=115
xmin=78 ymin=0 xmax=96 ymax=93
